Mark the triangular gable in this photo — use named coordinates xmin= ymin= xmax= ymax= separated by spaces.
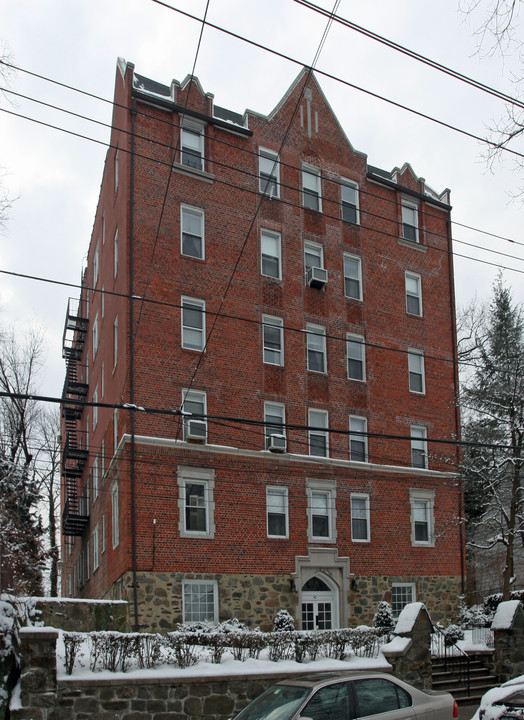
xmin=247 ymin=67 xmax=366 ymax=161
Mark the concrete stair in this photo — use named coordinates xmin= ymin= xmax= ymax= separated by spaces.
xmin=432 ymin=655 xmax=498 ymax=706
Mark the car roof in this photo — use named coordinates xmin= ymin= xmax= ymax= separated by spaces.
xmin=276 ymin=672 xmax=398 ymax=688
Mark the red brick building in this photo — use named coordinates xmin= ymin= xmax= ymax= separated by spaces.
xmin=60 ymin=59 xmax=463 ymax=631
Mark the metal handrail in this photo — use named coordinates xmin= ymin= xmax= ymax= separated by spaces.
xmin=432 ymin=625 xmax=471 ymax=696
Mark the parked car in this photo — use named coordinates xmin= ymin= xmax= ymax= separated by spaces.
xmin=476 ymin=676 xmax=524 ymax=719
xmin=230 ymin=671 xmax=458 ymax=720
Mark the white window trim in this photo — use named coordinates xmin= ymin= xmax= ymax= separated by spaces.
xmin=302 ymin=164 xmax=322 ymax=212
xmin=177 ymin=466 xmax=215 ymax=539
xmin=93 ymin=524 xmax=99 ymax=571
xmin=306 ymin=323 xmax=327 ymax=374
xmin=113 ymin=229 xmax=118 ymax=278
xmin=111 ymin=479 xmax=119 ymax=549
xmin=266 ymin=486 xmax=289 ymax=538
xmin=181 ymin=296 xmax=206 ymax=352
xmin=405 ymin=271 xmax=423 ymax=316
xmin=262 ymin=315 xmax=284 ymax=366
xmin=347 ymin=333 xmax=366 ymax=382
xmin=259 ymin=147 xmax=280 ymax=198
xmin=180 ymin=121 xmax=205 ymax=171
xmin=349 ymin=415 xmax=368 ymax=463
xmin=401 ymin=200 xmax=419 ymax=243
xmin=304 ymin=240 xmax=324 ymax=271
xmin=343 ymin=253 xmax=363 ymax=301
xmin=181 ymin=204 xmax=205 ymax=260
xmin=341 ymin=178 xmax=360 ymax=224
xmin=92 ymin=385 xmax=98 ymax=430
xmin=261 ymin=229 xmax=282 ymax=280
xmin=182 ymin=389 xmax=207 ymax=442
xmin=92 ymin=313 xmax=99 ymax=358
xmin=411 ymin=425 xmax=428 ymax=469
xmin=392 ymin=582 xmax=416 ymax=618
xmin=114 ymin=149 xmax=119 ymax=194
xmin=410 ymin=489 xmax=435 ymax=546
xmin=408 ymin=349 xmax=426 ymax=394
xmin=308 ymin=408 xmax=329 ymax=458
xmin=93 ymin=241 xmax=99 ymax=287
xmin=92 ymin=452 xmax=99 ymax=500
xmin=306 ymin=479 xmax=337 ymax=543
xmin=264 ymin=401 xmax=286 ymax=449
xmin=182 ymin=579 xmax=218 ymax=624
xmin=351 ymin=493 xmax=370 ymax=543
xmin=113 ymin=316 xmax=118 ymax=370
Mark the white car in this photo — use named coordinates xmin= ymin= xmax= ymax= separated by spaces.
xmin=230 ymin=671 xmax=458 ymax=720
xmin=475 ymin=676 xmax=524 ymax=720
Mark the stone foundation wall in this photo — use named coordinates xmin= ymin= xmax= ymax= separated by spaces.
xmin=108 ymin=571 xmax=463 ymax=632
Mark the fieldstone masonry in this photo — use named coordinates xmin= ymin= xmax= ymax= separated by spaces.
xmin=111 ymin=570 xmax=462 ymax=632
xmin=491 ymin=600 xmax=524 ymax=683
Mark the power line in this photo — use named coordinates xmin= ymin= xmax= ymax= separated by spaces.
xmin=1 ymin=390 xmax=520 ymax=451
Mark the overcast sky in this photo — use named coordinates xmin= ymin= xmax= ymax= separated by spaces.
xmin=1 ymin=0 xmax=524 ymax=397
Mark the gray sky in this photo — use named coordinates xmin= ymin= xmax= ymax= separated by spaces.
xmin=1 ymin=0 xmax=524 ymax=397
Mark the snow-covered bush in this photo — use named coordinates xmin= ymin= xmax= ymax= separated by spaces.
xmin=457 ymin=596 xmax=492 ymax=628
xmin=483 ymin=590 xmax=524 ymax=618
xmin=442 ymin=624 xmax=465 ymax=647
xmin=273 ymin=609 xmax=295 ymax=632
xmin=373 ymin=601 xmax=394 ymax=632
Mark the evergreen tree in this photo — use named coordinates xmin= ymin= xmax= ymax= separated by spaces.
xmin=460 ymin=277 xmax=524 ymax=600
xmin=373 ymin=601 xmax=394 ymax=632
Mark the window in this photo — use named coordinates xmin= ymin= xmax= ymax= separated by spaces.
xmin=302 ymin=165 xmax=321 ymax=211
xmin=308 ymin=409 xmax=329 ymax=457
xmin=92 ymin=452 xmax=99 ymax=500
xmin=392 ymin=583 xmax=416 ymax=618
xmin=341 ymin=180 xmax=359 ymax=224
xmin=411 ymin=426 xmax=428 ymax=469
xmin=347 ymin=334 xmax=366 ymax=381
xmin=85 ymin=539 xmax=90 ymax=580
xmin=92 ymin=524 xmax=99 ymax=571
xmin=410 ymin=489 xmax=434 ymax=545
xmin=109 ymin=319 xmax=117 ymax=372
xmin=353 ymin=678 xmax=411 ymax=715
xmin=101 ymin=514 xmax=106 ymax=554
xmin=113 ymin=408 xmax=119 ymax=454
xmin=92 ymin=313 xmax=99 ymax=357
xmin=261 ymin=229 xmax=281 ymax=279
xmin=111 ymin=479 xmax=119 ymax=548
xmin=93 ymin=242 xmax=99 ymax=286
xmin=182 ymin=580 xmax=218 ymax=623
xmin=264 ymin=402 xmax=285 ymax=449
xmin=113 ymin=229 xmax=118 ymax=277
xmin=181 ymin=206 xmax=204 ymax=259
xmin=181 ymin=124 xmax=204 ymax=170
xmin=114 ymin=149 xmax=119 ymax=193
xmin=178 ymin=467 xmax=215 ymax=538
xmin=304 ymin=241 xmax=323 ymax=273
xmin=307 ymin=324 xmax=326 ymax=373
xmin=266 ymin=487 xmax=288 ymax=537
xmin=351 ymin=494 xmax=370 ymax=542
xmin=350 ymin=416 xmax=368 ymax=463
xmin=402 ymin=202 xmax=419 ymax=243
xmin=405 ymin=272 xmax=422 ymax=316
xmin=182 ymin=389 xmax=207 ymax=442
xmin=181 ymin=297 xmax=206 ymax=351
xmin=408 ymin=350 xmax=425 ymax=394
xmin=263 ymin=316 xmax=284 ymax=366
xmin=92 ymin=385 xmax=98 ymax=429
xmin=343 ymin=254 xmax=362 ymax=300
xmin=307 ymin=480 xmax=336 ymax=542
xmin=101 ymin=286 xmax=104 ymax=318
xmin=259 ymin=148 xmax=280 ymax=197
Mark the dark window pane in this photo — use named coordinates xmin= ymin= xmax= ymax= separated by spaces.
xmin=268 ymin=512 xmax=286 ymax=536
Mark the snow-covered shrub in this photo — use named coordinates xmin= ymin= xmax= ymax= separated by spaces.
xmin=457 ymin=596 xmax=491 ymax=628
xmin=165 ymin=633 xmax=199 ymax=668
xmin=63 ymin=632 xmax=85 ymax=675
xmin=267 ymin=631 xmax=293 ymax=662
xmin=483 ymin=590 xmax=524 ymax=619
xmin=273 ymin=609 xmax=295 ymax=632
xmin=373 ymin=601 xmax=394 ymax=632
xmin=443 ymin=624 xmax=465 ymax=647
xmin=136 ymin=633 xmax=163 ymax=669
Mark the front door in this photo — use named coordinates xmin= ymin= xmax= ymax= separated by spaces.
xmin=301 ymin=575 xmax=338 ymax=630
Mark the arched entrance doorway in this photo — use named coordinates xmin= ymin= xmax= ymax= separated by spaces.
xmin=301 ymin=573 xmax=339 ymax=630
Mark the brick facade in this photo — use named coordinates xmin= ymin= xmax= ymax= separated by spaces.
xmin=60 ymin=60 xmax=463 ymax=631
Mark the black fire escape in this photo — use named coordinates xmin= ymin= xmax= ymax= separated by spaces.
xmin=62 ymin=297 xmax=90 ymax=536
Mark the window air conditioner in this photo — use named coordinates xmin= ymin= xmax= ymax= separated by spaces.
xmin=268 ymin=434 xmax=287 ymax=453
xmin=186 ymin=419 xmax=207 ymax=442
xmin=306 ymin=266 xmax=328 ymax=289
